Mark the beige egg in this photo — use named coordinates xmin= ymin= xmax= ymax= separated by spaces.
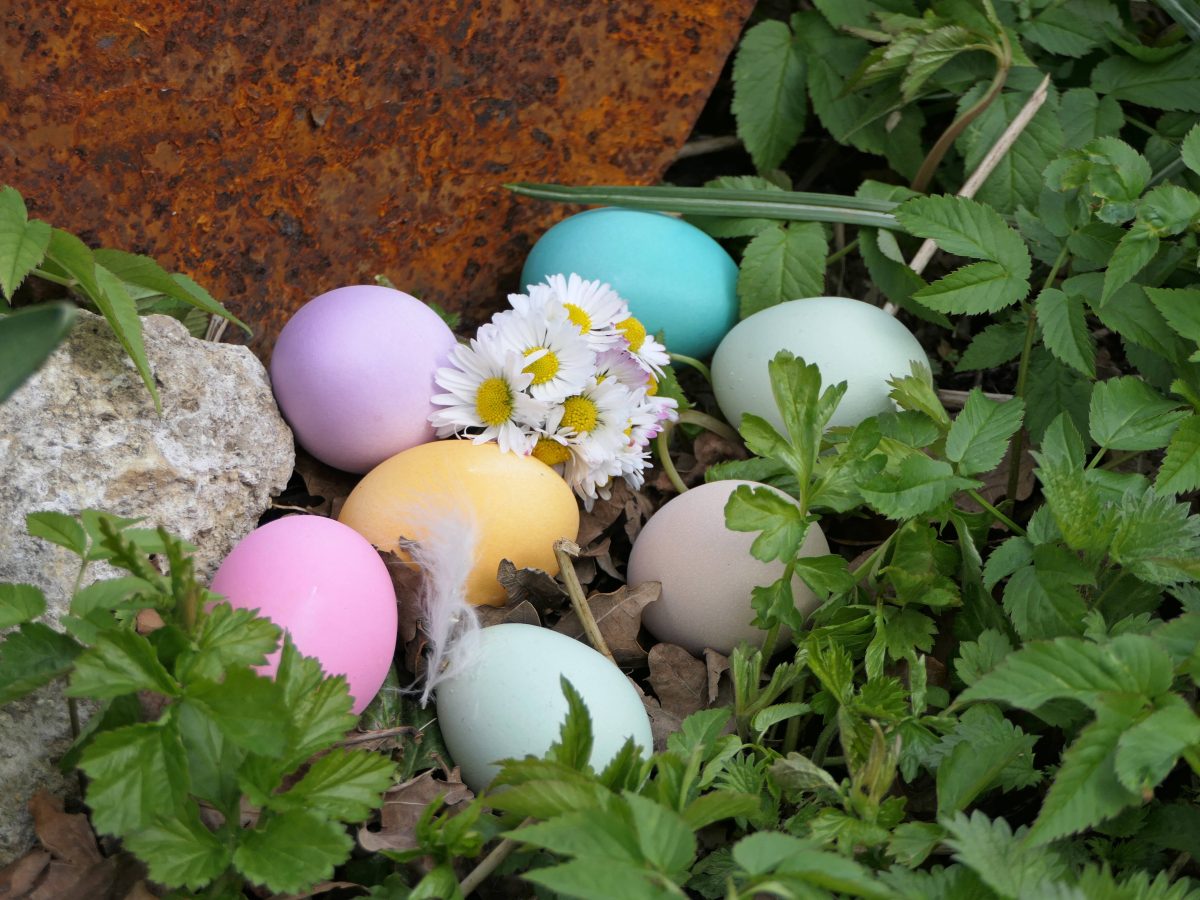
xmin=628 ymin=479 xmax=828 ymax=656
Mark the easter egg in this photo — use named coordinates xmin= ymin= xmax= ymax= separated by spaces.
xmin=436 ymin=623 xmax=653 ymax=791
xmin=712 ymin=297 xmax=929 ymax=433
xmin=269 ymin=285 xmax=458 ymax=473
xmin=628 ymin=480 xmax=828 ymax=656
xmin=338 ymin=440 xmax=580 ymax=606
xmin=209 ymin=515 xmax=397 ymax=714
xmin=520 ymin=207 xmax=738 ymax=359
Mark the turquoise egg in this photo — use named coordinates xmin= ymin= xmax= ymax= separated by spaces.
xmin=520 ymin=208 xmax=739 ymax=359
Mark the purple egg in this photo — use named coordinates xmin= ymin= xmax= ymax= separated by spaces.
xmin=270 ymin=285 xmax=458 ymax=473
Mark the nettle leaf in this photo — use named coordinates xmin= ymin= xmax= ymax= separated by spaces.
xmin=275 ymin=636 xmax=357 ymax=768
xmin=185 ymin=602 xmax=282 ymax=681
xmin=122 ymin=802 xmax=231 ymax=891
xmin=724 ymin=484 xmax=809 ymax=563
xmin=960 ymin=634 xmax=1174 ymax=712
xmin=67 ymin=628 xmax=179 ymax=699
xmin=0 ymin=622 xmax=83 ymax=703
xmin=1108 ymin=488 xmax=1200 ymax=585
xmin=278 ymin=748 xmax=396 ymax=822
xmin=860 ymin=455 xmax=979 ymax=520
xmin=233 ymin=810 xmax=353 ymax=894
xmin=1036 ymin=288 xmax=1096 ymax=377
xmin=1060 ymin=88 xmax=1125 ymax=149
xmin=941 ymin=812 xmax=1068 ymax=897
xmin=1092 ymin=44 xmax=1200 ymax=112
xmin=732 ymin=19 xmax=807 ymax=172
xmin=1090 ymin=376 xmax=1187 ymax=452
xmin=1100 ymin=222 xmax=1159 ymax=305
xmin=983 ymin=537 xmax=1034 ymax=592
xmin=174 ymin=701 xmax=244 ymax=810
xmin=79 ymin=722 xmax=190 ymax=836
xmin=896 ymin=196 xmax=1032 ymax=314
xmin=1145 ymin=286 xmax=1200 ymax=348
xmin=1114 ymin=699 xmax=1200 ymax=794
xmin=737 ymin=223 xmax=827 ymax=319
xmin=0 ymin=185 xmax=51 ymax=301
xmin=1157 ymin=416 xmax=1200 ymax=495
xmin=0 ymin=584 xmax=46 ymax=629
xmin=548 ymin=677 xmax=595 ymax=771
xmin=934 ymin=705 xmax=1040 ymax=816
xmin=1028 ymin=703 xmax=1141 ymax=844
xmin=186 ymin=667 xmax=290 ymax=758
xmin=945 ymin=390 xmax=1025 ymax=476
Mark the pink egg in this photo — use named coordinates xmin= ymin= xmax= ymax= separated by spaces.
xmin=270 ymin=285 xmax=458 ymax=473
xmin=209 ymin=515 xmax=397 ymax=714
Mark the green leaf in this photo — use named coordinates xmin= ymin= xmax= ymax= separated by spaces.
xmin=768 ymin=350 xmax=846 ymax=473
xmin=1182 ymin=122 xmax=1200 ymax=176
xmin=888 ymin=822 xmax=946 ymax=868
xmin=91 ymin=263 xmax=160 ymax=411
xmin=174 ymin=701 xmax=244 ymax=810
xmin=547 ymin=676 xmax=595 ymax=771
xmin=69 ymin=576 xmax=157 ymax=618
xmin=275 ymin=636 xmax=357 ymax=768
xmin=732 ymin=19 xmax=807 ymax=172
xmin=1028 ymin=703 xmax=1142 ymax=844
xmin=122 ymin=802 xmax=231 ymax=890
xmin=737 ymin=222 xmax=827 ymax=318
xmin=1145 ymin=286 xmax=1200 ymax=347
xmin=934 ymin=705 xmax=1040 ymax=816
xmin=960 ymin=635 xmax=1174 ymax=711
xmin=1108 ymin=487 xmax=1200 ymax=585
xmin=1090 ymin=376 xmax=1187 ymax=451
xmin=770 ymin=753 xmax=841 ymax=797
xmin=624 ymin=793 xmax=696 ymax=879
xmin=79 ymin=722 xmax=190 ymax=836
xmin=186 ymin=667 xmax=290 ymax=757
xmin=93 ymin=247 xmax=249 ymax=335
xmin=945 ymin=390 xmax=1025 ymax=476
xmin=0 ymin=302 xmax=77 ymax=402
xmin=1025 ymin=347 xmax=1094 ymax=442
xmin=1100 ymin=223 xmax=1160 ymax=305
xmin=0 ymin=185 xmax=51 ymax=300
xmin=1092 ymin=44 xmax=1200 ymax=111
xmin=957 ymin=318 xmax=1026 ymax=371
xmin=1115 ymin=699 xmax=1200 ymax=794
xmin=1060 ymin=88 xmax=1125 ymax=149
xmin=681 ymin=791 xmax=762 ymax=831
xmin=1023 ymin=0 xmax=1118 ymax=57
xmin=0 ymin=584 xmax=46 ymax=629
xmin=686 ymin=175 xmax=787 ymax=238
xmin=280 ymin=748 xmax=396 ymax=822
xmin=1002 ymin=562 xmax=1088 ymax=641
xmin=1157 ymin=416 xmax=1200 ymax=495
xmin=888 ymin=363 xmax=950 ymax=428
xmin=185 ymin=602 xmax=281 ymax=681
xmin=914 ymin=261 xmax=1031 ymax=315
xmin=0 ymin=622 xmax=83 ymax=703
xmin=955 ymin=629 xmax=1013 ymax=686
xmin=233 ymin=810 xmax=353 ymax=894
xmin=67 ymin=628 xmax=179 ymax=699
xmin=724 ymin=484 xmax=809 ymax=563
xmin=860 ymin=455 xmax=979 ymax=520
xmin=1037 ymin=288 xmax=1095 ymax=377
xmin=942 ymin=812 xmax=1068 ymax=897
xmin=24 ymin=510 xmax=88 ymax=556
xmin=522 ymin=858 xmax=666 ymax=900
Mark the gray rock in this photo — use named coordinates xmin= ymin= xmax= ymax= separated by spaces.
xmin=0 ymin=311 xmax=294 ymax=863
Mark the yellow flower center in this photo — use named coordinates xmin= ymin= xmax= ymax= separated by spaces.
xmin=561 ymin=395 xmax=599 ymax=433
xmin=646 ymin=375 xmax=659 ymax=397
xmin=475 ymin=377 xmax=514 ymax=426
xmin=523 ymin=346 xmax=560 ymax=385
xmin=616 ymin=316 xmax=647 ymax=352
xmin=564 ymin=303 xmax=591 ymax=333
xmin=532 ymin=437 xmax=571 ymax=466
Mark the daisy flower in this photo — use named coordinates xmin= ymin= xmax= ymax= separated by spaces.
xmin=428 ymin=337 xmax=547 ymax=455
xmin=491 ymin=302 xmax=595 ymax=403
xmin=593 ymin=348 xmax=653 ymax=393
xmin=615 ymin=313 xmax=670 ymax=377
xmin=527 ymin=274 xmax=627 ymax=352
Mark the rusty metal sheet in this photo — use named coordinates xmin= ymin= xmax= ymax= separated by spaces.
xmin=1 ymin=0 xmax=753 ymax=357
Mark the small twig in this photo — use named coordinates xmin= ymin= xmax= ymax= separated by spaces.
xmin=336 ymin=726 xmax=418 ymax=748
xmin=460 ymin=818 xmax=535 ymax=895
xmin=937 ymin=387 xmax=1013 ymax=410
xmin=554 ymin=539 xmax=616 ymax=664
xmin=674 ymin=135 xmax=743 ymax=160
xmin=205 ymin=314 xmax=229 ymax=342
xmin=884 ymin=75 xmax=1052 ymax=314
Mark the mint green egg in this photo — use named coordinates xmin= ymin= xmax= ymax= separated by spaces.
xmin=520 ymin=208 xmax=738 ymax=359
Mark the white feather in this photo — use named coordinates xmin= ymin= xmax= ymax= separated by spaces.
xmin=402 ymin=509 xmax=482 ymax=706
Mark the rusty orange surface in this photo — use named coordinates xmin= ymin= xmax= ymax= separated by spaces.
xmin=1 ymin=1 xmax=752 ymax=357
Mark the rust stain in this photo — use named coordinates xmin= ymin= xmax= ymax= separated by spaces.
xmin=1 ymin=0 xmax=754 ymax=358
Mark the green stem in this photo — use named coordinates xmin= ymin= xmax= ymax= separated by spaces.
xmin=655 ymin=426 xmax=688 ymax=493
xmin=760 ymin=620 xmax=783 ymax=663
xmin=966 ymin=489 xmax=1027 ymax=535
xmin=850 ymin=531 xmax=897 ymax=583
xmin=29 ymin=267 xmax=77 ymax=290
xmin=811 ymin=720 xmax=839 ymax=768
xmin=910 ymin=45 xmax=1011 ymax=193
xmin=826 ymin=238 xmax=861 ymax=267
xmin=1006 ymin=245 xmax=1070 ymax=503
xmin=668 ymin=353 xmax=713 ymax=384
xmin=782 ymin=680 xmax=808 ymax=755
xmin=676 ymin=409 xmax=741 ymax=444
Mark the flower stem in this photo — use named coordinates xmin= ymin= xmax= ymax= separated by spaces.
xmin=655 ymin=426 xmax=688 ymax=493
xmin=668 ymin=353 xmax=713 ymax=384
xmin=554 ymin=539 xmax=616 ymax=664
xmin=676 ymin=409 xmax=741 ymax=444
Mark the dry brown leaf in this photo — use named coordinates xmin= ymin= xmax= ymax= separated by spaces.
xmin=621 ymin=484 xmax=656 ymax=544
xmin=576 ymin=490 xmax=627 ymax=548
xmin=0 ymin=850 xmax=50 ymax=896
xmin=475 ymin=600 xmax=540 ymax=628
xmin=358 ymin=766 xmax=474 ymax=853
xmin=293 ymin=448 xmax=360 ymax=518
xmin=630 ymin=678 xmax=681 ymax=753
xmin=704 ymin=649 xmax=732 ymax=707
xmin=578 ymin=537 xmax=621 ymax=582
xmin=496 ymin=560 xmax=567 ymax=613
xmin=28 ymin=792 xmax=101 ymax=867
xmin=553 ymin=582 xmax=660 ymax=667
xmin=122 ymin=882 xmax=160 ymax=900
xmin=647 ymin=643 xmax=707 ymax=720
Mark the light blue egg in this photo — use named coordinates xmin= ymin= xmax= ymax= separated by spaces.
xmin=520 ymin=207 xmax=739 ymax=359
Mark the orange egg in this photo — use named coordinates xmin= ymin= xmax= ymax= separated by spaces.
xmin=338 ymin=440 xmax=580 ymax=606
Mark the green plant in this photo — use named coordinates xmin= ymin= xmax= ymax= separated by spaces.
xmin=0 ymin=185 xmax=248 ymax=409
xmin=0 ymin=511 xmax=396 ymax=897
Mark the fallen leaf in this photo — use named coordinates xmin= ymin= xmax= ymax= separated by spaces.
xmin=496 ymin=560 xmax=567 ymax=614
xmin=28 ymin=791 xmax=101 ymax=867
xmin=579 ymin=537 xmax=622 ymax=582
xmin=647 ymin=643 xmax=707 ymax=720
xmin=293 ymin=449 xmax=360 ymax=518
xmin=577 ymin=492 xmax=626 ymax=548
xmin=0 ymin=850 xmax=50 ymax=896
xmin=553 ymin=583 xmax=660 ymax=667
xmin=692 ymin=430 xmax=749 ymax=470
xmin=704 ymin=649 xmax=732 ymax=707
xmin=630 ymin=678 xmax=680 ymax=753
xmin=358 ymin=765 xmax=474 ymax=853
xmin=620 ymin=484 xmax=657 ymax=544
xmin=476 ymin=600 xmax=540 ymax=628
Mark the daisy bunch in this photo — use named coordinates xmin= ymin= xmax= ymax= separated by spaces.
xmin=429 ymin=273 xmax=678 ymax=508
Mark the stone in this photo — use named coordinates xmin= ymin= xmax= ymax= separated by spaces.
xmin=0 ymin=310 xmax=295 ymax=864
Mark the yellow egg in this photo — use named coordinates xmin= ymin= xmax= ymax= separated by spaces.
xmin=338 ymin=440 xmax=580 ymax=606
